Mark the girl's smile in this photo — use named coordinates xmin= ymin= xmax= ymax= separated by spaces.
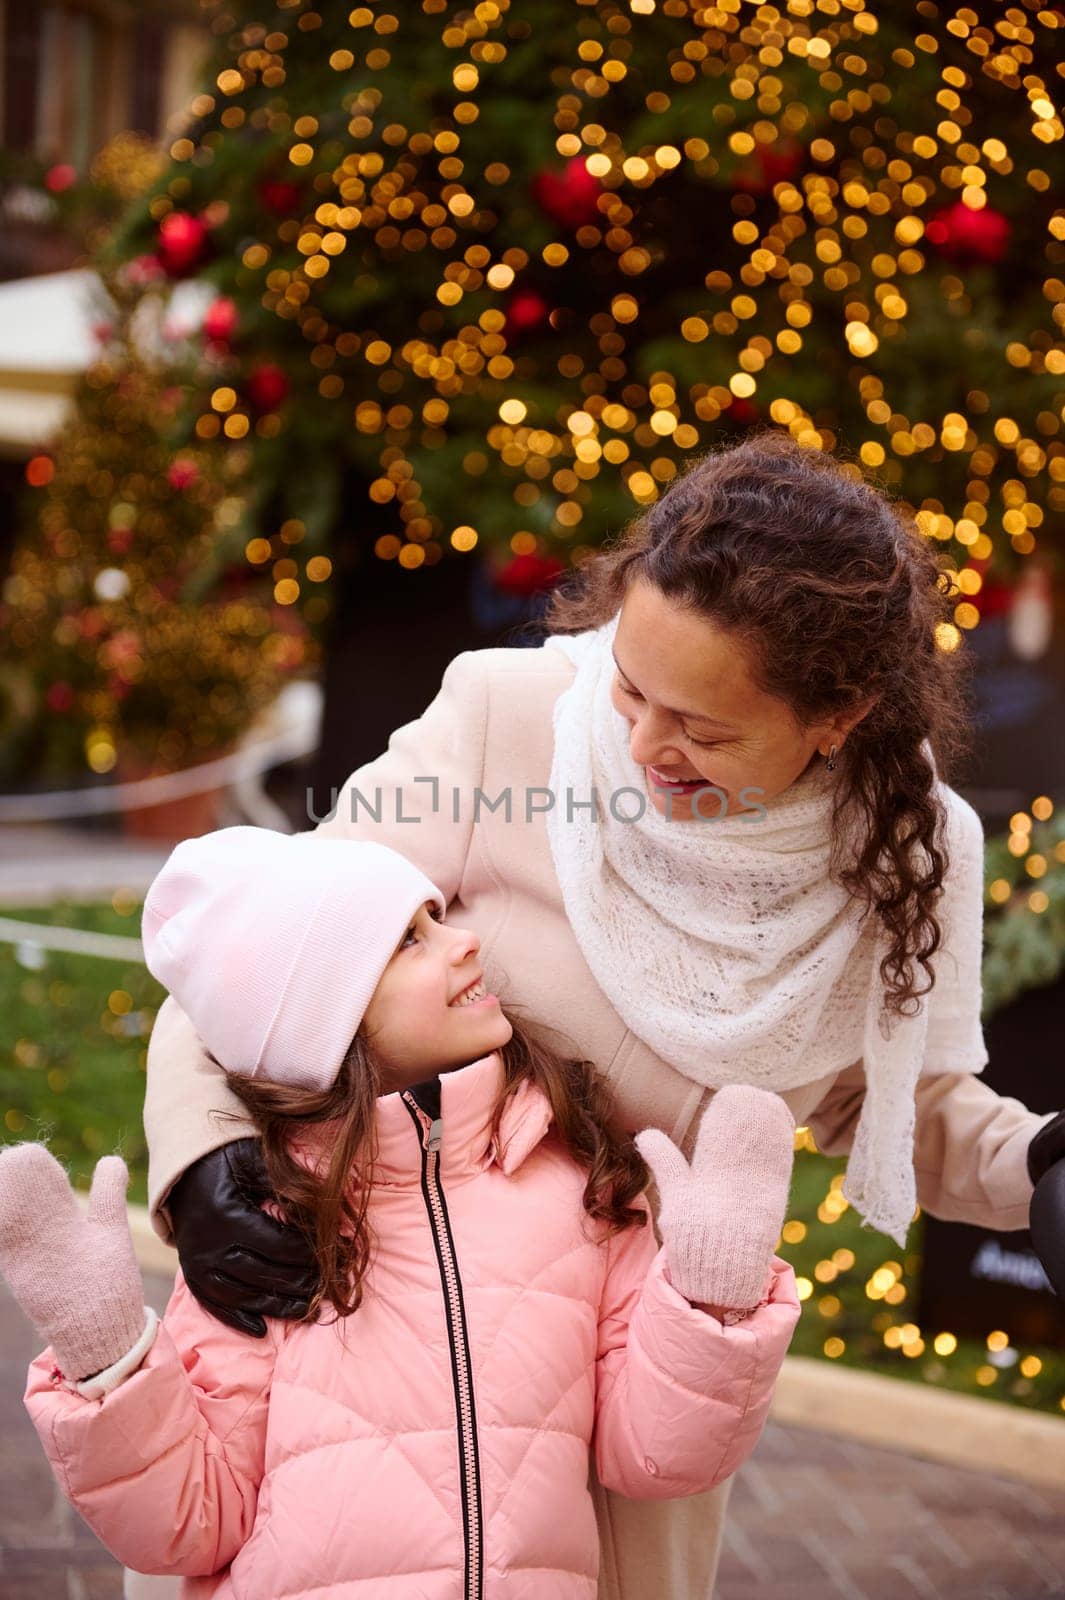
xmin=363 ymin=902 xmax=512 ymax=1092
xmin=448 ymin=975 xmax=498 ymax=1009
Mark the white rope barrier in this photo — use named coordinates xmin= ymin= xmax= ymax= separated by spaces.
xmin=0 ymin=735 xmax=305 ymax=822
xmin=0 ymin=682 xmax=322 ymax=824
xmin=0 ymin=915 xmax=144 ymax=962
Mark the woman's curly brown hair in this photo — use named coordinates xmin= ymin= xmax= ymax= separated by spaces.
xmin=219 ymin=1012 xmax=647 ymax=1321
xmin=546 ymin=430 xmax=973 ymax=1024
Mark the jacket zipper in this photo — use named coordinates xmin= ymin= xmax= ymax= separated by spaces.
xmin=402 ymin=1088 xmax=484 ymax=1600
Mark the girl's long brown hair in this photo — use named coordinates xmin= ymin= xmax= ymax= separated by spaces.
xmin=546 ymin=430 xmax=972 ymax=1024
xmin=220 ymin=1013 xmax=647 ymax=1321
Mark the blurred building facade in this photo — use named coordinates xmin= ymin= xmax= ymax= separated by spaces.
xmin=0 ymin=1 xmax=206 ymax=555
xmin=0 ymin=0 xmax=205 ymax=282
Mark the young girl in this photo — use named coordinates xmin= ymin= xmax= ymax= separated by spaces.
xmin=0 ymin=826 xmax=799 ymax=1599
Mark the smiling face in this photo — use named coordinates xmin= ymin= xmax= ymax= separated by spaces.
xmin=611 ymin=577 xmax=868 ymax=821
xmin=360 ymin=901 xmax=514 ymax=1094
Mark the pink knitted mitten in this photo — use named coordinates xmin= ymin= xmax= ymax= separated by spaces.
xmin=0 ymin=1143 xmax=148 ymax=1382
xmin=635 ymin=1086 xmax=796 ymax=1314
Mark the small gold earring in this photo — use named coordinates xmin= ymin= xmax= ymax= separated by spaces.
xmin=825 ymin=744 xmax=838 ymax=772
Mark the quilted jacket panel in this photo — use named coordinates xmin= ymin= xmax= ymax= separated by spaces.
xmin=26 ymin=1052 xmax=799 ymax=1599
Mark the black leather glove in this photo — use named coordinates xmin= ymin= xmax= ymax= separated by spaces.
xmin=168 ymin=1139 xmax=320 ymax=1337
xmin=1027 ymin=1112 xmax=1065 ymax=1300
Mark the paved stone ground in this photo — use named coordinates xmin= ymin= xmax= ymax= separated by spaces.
xmin=2 ymin=1273 xmax=1064 ymax=1599
xmin=717 ymin=1425 xmax=1065 ymax=1600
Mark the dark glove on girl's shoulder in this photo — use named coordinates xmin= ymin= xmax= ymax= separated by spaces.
xmin=168 ymin=1139 xmax=319 ymax=1338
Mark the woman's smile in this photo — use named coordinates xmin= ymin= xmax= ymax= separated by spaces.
xmin=646 ymin=764 xmax=721 ymax=793
xmin=611 ymin=578 xmax=856 ymax=819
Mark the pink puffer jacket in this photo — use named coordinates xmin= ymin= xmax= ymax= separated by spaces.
xmin=26 ymin=1052 xmax=799 ymax=1599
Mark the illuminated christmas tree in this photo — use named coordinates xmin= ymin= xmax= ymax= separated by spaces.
xmin=0 ymin=270 xmax=312 ymax=783
xmin=97 ymin=0 xmax=1063 ymax=622
xmin=4 ymin=0 xmax=1064 ymax=780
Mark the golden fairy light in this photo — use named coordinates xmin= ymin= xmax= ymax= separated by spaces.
xmin=128 ymin=0 xmax=1065 ymax=599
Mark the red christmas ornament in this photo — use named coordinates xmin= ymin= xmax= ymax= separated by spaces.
xmin=107 ymin=527 xmax=134 ymax=556
xmin=926 ymin=202 xmax=1011 ymax=265
xmin=45 ymin=164 xmax=77 ymax=194
xmin=167 ymin=458 xmax=200 ymax=491
xmin=728 ymin=397 xmax=760 ymax=426
xmin=258 ymin=178 xmax=305 ymax=216
xmin=732 ymin=140 xmax=804 ymax=195
xmin=974 ymin=580 xmax=1013 ymax=620
xmin=965 ymin=558 xmax=1012 ymax=621
xmin=202 ymin=297 xmax=236 ymax=344
xmin=530 ymin=158 xmax=603 ymax=229
xmin=245 ymin=363 xmax=290 ymax=413
xmin=46 ymin=682 xmax=75 ymax=713
xmin=494 ymin=553 xmax=565 ymax=598
xmin=157 ymin=211 xmax=210 ymax=277
xmin=505 ymin=289 xmax=550 ymax=335
xmin=203 ymin=296 xmax=239 ymax=345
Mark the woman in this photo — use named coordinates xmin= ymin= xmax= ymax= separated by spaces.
xmin=141 ymin=433 xmax=1048 ymax=1600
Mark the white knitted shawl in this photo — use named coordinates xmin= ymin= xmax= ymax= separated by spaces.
xmin=545 ymin=617 xmax=985 ymax=1246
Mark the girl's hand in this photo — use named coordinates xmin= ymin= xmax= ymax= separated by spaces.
xmin=0 ymin=1144 xmax=147 ymax=1382
xmin=635 ymin=1086 xmax=796 ymax=1314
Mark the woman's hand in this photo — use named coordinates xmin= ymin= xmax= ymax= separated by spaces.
xmin=1027 ymin=1112 xmax=1065 ymax=1297
xmin=169 ymin=1138 xmax=320 ymax=1337
xmin=0 ymin=1144 xmax=148 ymax=1382
xmin=635 ymin=1086 xmax=796 ymax=1315
xmin=1030 ymin=1163 xmax=1065 ymax=1298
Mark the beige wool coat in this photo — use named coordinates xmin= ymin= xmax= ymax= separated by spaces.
xmin=143 ymin=642 xmax=1043 ymax=1600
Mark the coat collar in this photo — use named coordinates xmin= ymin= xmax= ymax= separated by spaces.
xmin=371 ymin=1052 xmax=554 ymax=1188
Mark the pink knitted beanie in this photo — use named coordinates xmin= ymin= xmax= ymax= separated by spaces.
xmin=142 ymin=827 xmax=445 ymax=1092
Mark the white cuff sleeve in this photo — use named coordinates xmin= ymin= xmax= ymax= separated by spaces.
xmin=70 ymin=1308 xmax=160 ymax=1400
